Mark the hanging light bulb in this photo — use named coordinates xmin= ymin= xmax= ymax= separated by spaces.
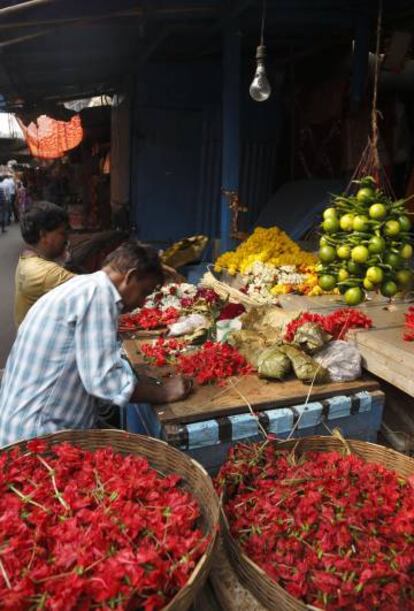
xmin=249 ymin=0 xmax=271 ymax=102
xmin=249 ymin=45 xmax=271 ymax=102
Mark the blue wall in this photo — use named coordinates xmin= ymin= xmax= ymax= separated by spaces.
xmin=130 ymin=59 xmax=283 ymax=247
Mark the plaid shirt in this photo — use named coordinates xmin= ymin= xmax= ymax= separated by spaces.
xmin=0 ymin=271 xmax=135 ymax=446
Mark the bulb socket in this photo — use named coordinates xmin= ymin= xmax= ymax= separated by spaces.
xmin=255 ymin=44 xmax=266 ymax=60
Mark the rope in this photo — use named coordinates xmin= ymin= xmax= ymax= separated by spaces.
xmin=371 ymin=0 xmax=383 ymax=171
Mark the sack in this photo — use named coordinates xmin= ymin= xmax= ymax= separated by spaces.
xmin=314 ymin=340 xmax=361 ymax=382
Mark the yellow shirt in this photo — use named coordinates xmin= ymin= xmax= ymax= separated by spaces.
xmin=14 ymin=253 xmax=75 ymax=326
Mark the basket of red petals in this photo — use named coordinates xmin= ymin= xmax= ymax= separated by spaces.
xmin=216 ymin=436 xmax=414 ymax=611
xmin=0 ymin=429 xmax=219 ymax=611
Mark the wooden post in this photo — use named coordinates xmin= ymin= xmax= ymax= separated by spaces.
xmin=220 ymin=26 xmax=241 ymax=253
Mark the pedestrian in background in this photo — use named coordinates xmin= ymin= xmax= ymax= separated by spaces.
xmin=0 ymin=176 xmax=7 ymax=233
xmin=3 ymin=173 xmax=17 ymax=222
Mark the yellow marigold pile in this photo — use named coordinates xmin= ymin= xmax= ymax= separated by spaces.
xmin=214 ymin=227 xmax=316 ymax=275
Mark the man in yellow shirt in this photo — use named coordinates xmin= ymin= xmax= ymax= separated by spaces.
xmin=15 ymin=202 xmax=75 ymax=325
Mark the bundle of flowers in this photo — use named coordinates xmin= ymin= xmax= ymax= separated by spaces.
xmin=119 ymin=307 xmax=180 ymax=332
xmin=216 ymin=442 xmax=414 ymax=610
xmin=176 ymin=341 xmax=253 ymax=385
xmin=140 ymin=338 xmax=188 ymax=367
xmin=284 ymin=308 xmax=373 ymax=342
xmin=145 ymin=284 xmax=221 ymax=312
xmin=0 ymin=440 xmax=209 ymax=610
xmin=214 ymin=227 xmax=316 ymax=276
xmin=403 ymin=307 xmax=414 ymax=341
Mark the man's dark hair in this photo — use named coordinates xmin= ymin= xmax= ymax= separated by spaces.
xmin=21 ymin=202 xmax=69 ymax=245
xmin=104 ymin=240 xmax=164 ymax=284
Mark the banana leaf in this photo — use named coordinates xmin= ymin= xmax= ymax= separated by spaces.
xmin=257 ymin=346 xmax=292 ymax=380
xmin=292 ymin=322 xmax=331 ymax=354
xmin=279 ymin=344 xmax=329 ymax=384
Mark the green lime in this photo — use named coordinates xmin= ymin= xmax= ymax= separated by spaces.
xmin=351 ymin=245 xmax=369 ymax=264
xmin=366 ymin=266 xmax=384 ymax=284
xmin=319 ymin=245 xmax=337 ymax=264
xmin=337 ymin=245 xmax=351 ymax=259
xmin=338 ymin=268 xmax=349 ymax=282
xmin=323 ymin=207 xmax=337 ymax=220
xmin=347 ymin=260 xmax=363 ymax=275
xmin=353 ymin=215 xmax=369 ymax=232
xmin=369 ymin=203 xmax=387 ymax=220
xmin=319 ymin=274 xmax=337 ymax=291
xmin=398 ymin=215 xmax=411 ymax=232
xmin=319 ymin=236 xmax=329 ymax=247
xmin=384 ymin=252 xmax=402 ymax=270
xmin=339 ymin=214 xmax=355 ymax=232
xmin=363 ymin=278 xmax=375 ymax=291
xmin=344 ymin=286 xmax=364 ymax=306
xmin=396 ymin=269 xmax=413 ymax=287
xmin=322 ymin=217 xmax=339 ymax=234
xmin=384 ymin=220 xmax=401 ymax=237
xmin=380 ymin=281 xmax=398 ymax=298
xmin=400 ymin=243 xmax=413 ymax=259
xmin=368 ymin=235 xmax=386 ymax=254
xmin=356 ymin=187 xmax=374 ymax=204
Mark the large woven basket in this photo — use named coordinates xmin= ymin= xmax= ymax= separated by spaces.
xmin=3 ymin=429 xmax=219 ymax=611
xmin=221 ymin=436 xmax=414 ymax=611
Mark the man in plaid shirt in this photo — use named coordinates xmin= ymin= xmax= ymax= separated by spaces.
xmin=0 ymin=241 xmax=191 ymax=446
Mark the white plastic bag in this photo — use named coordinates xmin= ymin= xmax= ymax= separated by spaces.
xmin=168 ymin=314 xmax=209 ymax=337
xmin=314 ymin=340 xmax=361 ymax=382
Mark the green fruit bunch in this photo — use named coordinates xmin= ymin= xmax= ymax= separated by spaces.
xmin=318 ymin=176 xmax=413 ymax=306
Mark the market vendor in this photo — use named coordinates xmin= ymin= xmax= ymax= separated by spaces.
xmin=0 ymin=241 xmax=191 ymax=447
xmin=15 ymin=202 xmax=184 ymax=326
xmin=15 ymin=201 xmax=75 ymax=326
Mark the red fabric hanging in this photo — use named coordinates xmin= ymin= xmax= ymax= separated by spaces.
xmin=17 ymin=114 xmax=83 ymax=159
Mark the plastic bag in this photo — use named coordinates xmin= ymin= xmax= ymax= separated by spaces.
xmin=168 ymin=314 xmax=209 ymax=337
xmin=257 ymin=346 xmax=291 ymax=380
xmin=314 ymin=340 xmax=361 ymax=382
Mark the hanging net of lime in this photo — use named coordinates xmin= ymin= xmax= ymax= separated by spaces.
xmin=317 ymin=176 xmax=413 ymax=305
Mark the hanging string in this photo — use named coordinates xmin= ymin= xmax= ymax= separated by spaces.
xmin=260 ymin=0 xmax=267 ymax=46
xmin=371 ymin=0 xmax=383 ymax=172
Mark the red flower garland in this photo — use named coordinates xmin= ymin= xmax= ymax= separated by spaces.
xmin=0 ymin=441 xmax=208 ymax=610
xmin=216 ymin=443 xmax=414 ymax=610
xmin=284 ymin=308 xmax=372 ymax=342
xmin=140 ymin=338 xmax=187 ymax=367
xmin=119 ymin=307 xmax=180 ymax=332
xmin=403 ymin=307 xmax=414 ymax=342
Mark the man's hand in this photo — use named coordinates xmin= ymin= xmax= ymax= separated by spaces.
xmin=162 ymin=375 xmax=193 ymax=403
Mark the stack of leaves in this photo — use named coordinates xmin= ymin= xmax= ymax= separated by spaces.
xmin=403 ymin=306 xmax=414 ymax=342
xmin=216 ymin=442 xmax=414 ymax=610
xmin=0 ymin=441 xmax=209 ymax=610
xmin=284 ymin=308 xmax=372 ymax=342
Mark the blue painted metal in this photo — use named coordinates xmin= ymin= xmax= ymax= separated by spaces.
xmin=220 ymin=26 xmax=241 ymax=253
xmin=351 ymin=12 xmax=371 ymax=107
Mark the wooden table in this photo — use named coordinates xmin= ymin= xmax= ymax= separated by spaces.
xmin=278 ymin=294 xmax=414 ymax=397
xmin=123 ymin=338 xmax=379 ymax=426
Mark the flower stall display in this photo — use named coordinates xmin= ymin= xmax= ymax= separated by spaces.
xmin=403 ymin=307 xmax=414 ymax=341
xmin=317 ymin=176 xmax=413 ymax=306
xmin=0 ymin=439 xmax=211 ymax=610
xmin=213 ymin=227 xmax=319 ymax=302
xmin=216 ymin=440 xmax=414 ymax=611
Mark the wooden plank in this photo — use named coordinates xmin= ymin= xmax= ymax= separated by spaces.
xmin=153 ymin=375 xmax=379 ymax=425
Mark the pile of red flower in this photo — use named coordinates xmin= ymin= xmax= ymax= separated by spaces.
xmin=140 ymin=338 xmax=188 ymax=367
xmin=119 ymin=307 xmax=180 ymax=332
xmin=284 ymin=308 xmax=372 ymax=342
xmin=176 ymin=341 xmax=252 ymax=385
xmin=180 ymin=287 xmax=221 ymax=309
xmin=403 ymin=307 xmax=414 ymax=341
xmin=0 ymin=440 xmax=209 ymax=610
xmin=216 ymin=443 xmax=414 ymax=610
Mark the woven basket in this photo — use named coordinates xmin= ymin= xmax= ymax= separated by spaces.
xmin=3 ymin=429 xmax=219 ymax=611
xmin=221 ymin=436 xmax=414 ymax=611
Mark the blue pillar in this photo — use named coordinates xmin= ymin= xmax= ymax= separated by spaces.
xmin=220 ymin=27 xmax=241 ymax=253
xmin=351 ymin=13 xmax=371 ymax=108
